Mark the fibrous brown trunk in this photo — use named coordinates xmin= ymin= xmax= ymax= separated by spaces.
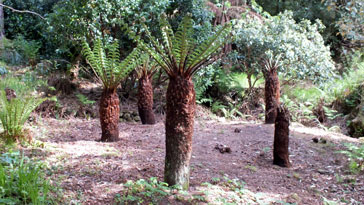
xmin=164 ymin=76 xmax=195 ymax=190
xmin=99 ymin=88 xmax=120 ymax=142
xmin=138 ymin=75 xmax=155 ymax=125
xmin=273 ymin=106 xmax=291 ymax=167
xmin=264 ymin=69 xmax=280 ymax=124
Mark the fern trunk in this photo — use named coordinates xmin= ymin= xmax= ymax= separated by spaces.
xmin=164 ymin=76 xmax=195 ymax=190
xmin=273 ymin=106 xmax=291 ymax=167
xmin=99 ymin=88 xmax=120 ymax=142
xmin=138 ymin=76 xmax=155 ymax=125
xmin=264 ymin=69 xmax=280 ymax=124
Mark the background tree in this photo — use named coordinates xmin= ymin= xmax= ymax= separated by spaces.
xmin=137 ymin=15 xmax=231 ymax=189
xmin=82 ymin=39 xmax=142 ymax=142
xmin=46 ymin=0 xmax=169 ymax=60
xmin=325 ymin=0 xmax=364 ymax=48
xmin=255 ymin=0 xmax=363 ymax=60
xmin=136 ymin=56 xmax=158 ymax=125
xmin=234 ymin=10 xmax=336 ymax=122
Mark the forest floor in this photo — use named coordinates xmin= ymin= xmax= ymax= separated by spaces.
xmin=25 ymin=107 xmax=364 ymax=205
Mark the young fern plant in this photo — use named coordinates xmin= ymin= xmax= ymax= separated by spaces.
xmin=82 ymin=39 xmax=143 ymax=142
xmin=135 ymin=15 xmax=231 ymax=189
xmin=136 ymin=55 xmax=159 ymax=125
xmin=0 ymin=91 xmax=44 ymax=143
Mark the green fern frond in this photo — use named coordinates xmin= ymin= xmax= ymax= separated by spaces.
xmin=0 ymin=91 xmax=44 ymax=142
xmin=82 ymin=39 xmax=143 ymax=89
xmin=186 ymin=23 xmax=231 ymax=72
xmin=138 ymin=41 xmax=171 ymax=75
xmin=173 ymin=16 xmax=194 ymax=74
xmin=137 ymin=15 xmax=231 ymax=78
xmin=160 ymin=16 xmax=176 ymax=64
xmin=135 ymin=54 xmax=159 ymax=79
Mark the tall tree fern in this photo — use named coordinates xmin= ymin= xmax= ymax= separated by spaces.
xmin=136 ymin=15 xmax=231 ymax=189
xmin=82 ymin=39 xmax=143 ymax=142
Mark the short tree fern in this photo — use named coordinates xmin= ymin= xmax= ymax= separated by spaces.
xmin=0 ymin=91 xmax=44 ymax=143
xmin=82 ymin=38 xmax=143 ymax=142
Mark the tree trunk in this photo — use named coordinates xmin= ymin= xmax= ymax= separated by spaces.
xmin=264 ymin=69 xmax=280 ymax=124
xmin=99 ymin=88 xmax=120 ymax=142
xmin=164 ymin=76 xmax=195 ymax=190
xmin=0 ymin=0 xmax=4 ymax=40
xmin=138 ymin=75 xmax=156 ymax=125
xmin=273 ymin=106 xmax=291 ymax=167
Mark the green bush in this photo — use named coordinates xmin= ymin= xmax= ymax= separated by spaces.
xmin=0 ymin=151 xmax=51 ymax=204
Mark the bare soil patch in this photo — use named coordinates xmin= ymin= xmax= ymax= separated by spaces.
xmin=29 ymin=115 xmax=363 ymax=204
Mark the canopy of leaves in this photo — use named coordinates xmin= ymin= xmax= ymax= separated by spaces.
xmin=255 ymin=0 xmax=363 ymax=55
xmin=3 ymin=0 xmax=58 ymax=40
xmin=233 ymin=10 xmax=336 ymax=85
xmin=325 ymin=0 xmax=364 ymax=46
xmin=46 ymin=0 xmax=170 ymax=58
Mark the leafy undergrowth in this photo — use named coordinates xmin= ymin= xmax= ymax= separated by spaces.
xmin=338 ymin=143 xmax=364 ymax=174
xmin=114 ymin=177 xmax=291 ymax=205
xmin=0 ymin=151 xmax=51 ymax=204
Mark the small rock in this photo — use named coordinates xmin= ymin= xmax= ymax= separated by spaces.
xmin=319 ymin=138 xmax=327 ymax=144
xmin=215 ymin=144 xmax=232 ymax=154
xmin=317 ymin=169 xmax=330 ymax=175
xmin=234 ymin=128 xmax=242 ymax=133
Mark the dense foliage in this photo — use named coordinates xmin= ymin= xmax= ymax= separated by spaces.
xmin=0 ymin=152 xmax=51 ymax=204
xmin=46 ymin=0 xmax=170 ymax=58
xmin=233 ymin=10 xmax=336 ymax=85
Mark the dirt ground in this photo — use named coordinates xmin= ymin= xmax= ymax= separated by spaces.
xmin=28 ymin=110 xmax=364 ymax=205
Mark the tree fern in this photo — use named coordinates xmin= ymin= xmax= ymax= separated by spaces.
xmin=82 ymin=39 xmax=143 ymax=89
xmin=0 ymin=91 xmax=44 ymax=142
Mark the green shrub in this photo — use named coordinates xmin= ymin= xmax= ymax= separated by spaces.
xmin=115 ymin=177 xmax=171 ymax=204
xmin=13 ymin=36 xmax=41 ymax=65
xmin=0 ymin=151 xmax=51 ymax=204
xmin=0 ymin=38 xmax=23 ymax=65
xmin=337 ymin=143 xmax=364 ymax=174
xmin=0 ymin=67 xmax=7 ymax=76
xmin=76 ymin=94 xmax=95 ymax=106
xmin=325 ymin=61 xmax=364 ymax=105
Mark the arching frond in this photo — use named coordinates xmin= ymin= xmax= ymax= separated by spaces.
xmin=186 ymin=23 xmax=231 ymax=73
xmin=137 ymin=15 xmax=231 ymax=78
xmin=0 ymin=91 xmax=45 ymax=140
